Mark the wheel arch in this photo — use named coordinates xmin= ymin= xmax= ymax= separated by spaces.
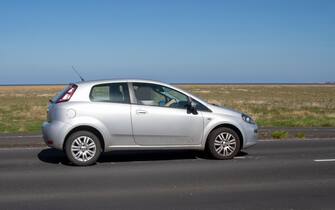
xmin=205 ymin=123 xmax=244 ymax=150
xmin=63 ymin=125 xmax=105 ymax=151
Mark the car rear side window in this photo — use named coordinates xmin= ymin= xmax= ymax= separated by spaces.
xmin=90 ymin=83 xmax=130 ymax=104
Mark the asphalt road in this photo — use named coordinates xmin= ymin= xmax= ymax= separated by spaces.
xmin=1 ymin=127 xmax=335 ymax=148
xmin=0 ymin=139 xmax=335 ymax=210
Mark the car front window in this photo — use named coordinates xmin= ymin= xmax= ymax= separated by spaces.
xmin=133 ymin=83 xmax=189 ymax=109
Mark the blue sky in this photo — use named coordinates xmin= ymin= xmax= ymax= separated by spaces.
xmin=0 ymin=0 xmax=334 ymax=84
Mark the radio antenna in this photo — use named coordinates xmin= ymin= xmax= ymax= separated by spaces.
xmin=72 ymin=66 xmax=85 ymax=82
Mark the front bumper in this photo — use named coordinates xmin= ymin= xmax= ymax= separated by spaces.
xmin=42 ymin=121 xmax=68 ymax=150
xmin=242 ymin=124 xmax=258 ymax=149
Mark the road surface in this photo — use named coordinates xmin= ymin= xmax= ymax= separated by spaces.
xmin=0 ymin=139 xmax=335 ymax=209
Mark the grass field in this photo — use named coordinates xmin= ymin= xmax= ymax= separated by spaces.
xmin=0 ymin=84 xmax=334 ymax=134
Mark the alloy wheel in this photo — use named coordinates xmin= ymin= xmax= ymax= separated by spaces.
xmin=71 ymin=136 xmax=97 ymax=162
xmin=213 ymin=132 xmax=237 ymax=157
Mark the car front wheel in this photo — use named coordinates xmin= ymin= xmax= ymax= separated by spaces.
xmin=65 ymin=131 xmax=102 ymax=166
xmin=207 ymin=127 xmax=241 ymax=159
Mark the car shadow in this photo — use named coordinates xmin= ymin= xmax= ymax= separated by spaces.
xmin=38 ymin=148 xmax=69 ymax=165
xmin=38 ymin=148 xmax=248 ymax=165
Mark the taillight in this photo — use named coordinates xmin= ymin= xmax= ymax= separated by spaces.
xmin=56 ymin=84 xmax=77 ymax=103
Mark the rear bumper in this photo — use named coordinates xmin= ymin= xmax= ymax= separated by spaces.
xmin=42 ymin=121 xmax=68 ymax=150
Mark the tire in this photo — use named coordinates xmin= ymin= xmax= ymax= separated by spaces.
xmin=206 ymin=127 xmax=241 ymax=160
xmin=65 ymin=131 xmax=102 ymax=166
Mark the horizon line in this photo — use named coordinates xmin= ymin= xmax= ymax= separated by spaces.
xmin=0 ymin=82 xmax=334 ymax=86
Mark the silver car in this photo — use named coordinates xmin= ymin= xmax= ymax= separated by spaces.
xmin=42 ymin=79 xmax=257 ymax=166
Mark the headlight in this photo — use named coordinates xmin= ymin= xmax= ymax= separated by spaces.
xmin=242 ymin=114 xmax=255 ymax=124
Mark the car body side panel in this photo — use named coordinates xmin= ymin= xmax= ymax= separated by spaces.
xmin=68 ymin=102 xmax=135 ymax=147
xmin=131 ymin=104 xmax=204 ymax=145
xmin=45 ymin=101 xmax=135 ymax=150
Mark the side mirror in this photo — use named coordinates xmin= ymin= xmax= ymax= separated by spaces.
xmin=187 ymin=99 xmax=198 ymax=114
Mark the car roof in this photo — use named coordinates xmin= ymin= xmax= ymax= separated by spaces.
xmin=75 ymin=79 xmax=169 ymax=86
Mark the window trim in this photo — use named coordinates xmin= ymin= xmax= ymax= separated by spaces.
xmin=128 ymin=82 xmax=137 ymax=104
xmin=190 ymin=97 xmax=212 ymax=112
xmin=89 ymin=82 xmax=131 ymax=104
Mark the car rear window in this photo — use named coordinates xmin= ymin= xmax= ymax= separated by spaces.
xmin=90 ymin=83 xmax=130 ymax=104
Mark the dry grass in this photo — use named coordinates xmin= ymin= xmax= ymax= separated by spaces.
xmin=179 ymin=85 xmax=335 ymax=127
xmin=0 ymin=84 xmax=334 ymax=134
xmin=0 ymin=86 xmax=64 ymax=133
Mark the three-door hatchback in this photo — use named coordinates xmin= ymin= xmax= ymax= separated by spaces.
xmin=42 ymin=79 xmax=257 ymax=166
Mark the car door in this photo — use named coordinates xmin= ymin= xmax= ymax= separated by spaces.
xmin=89 ymin=82 xmax=135 ymax=146
xmin=130 ymin=82 xmax=204 ymax=146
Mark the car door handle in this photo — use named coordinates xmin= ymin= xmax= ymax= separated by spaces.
xmin=136 ymin=110 xmax=147 ymax=114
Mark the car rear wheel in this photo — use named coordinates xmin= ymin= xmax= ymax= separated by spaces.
xmin=65 ymin=131 xmax=102 ymax=166
xmin=207 ymin=127 xmax=241 ymax=159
